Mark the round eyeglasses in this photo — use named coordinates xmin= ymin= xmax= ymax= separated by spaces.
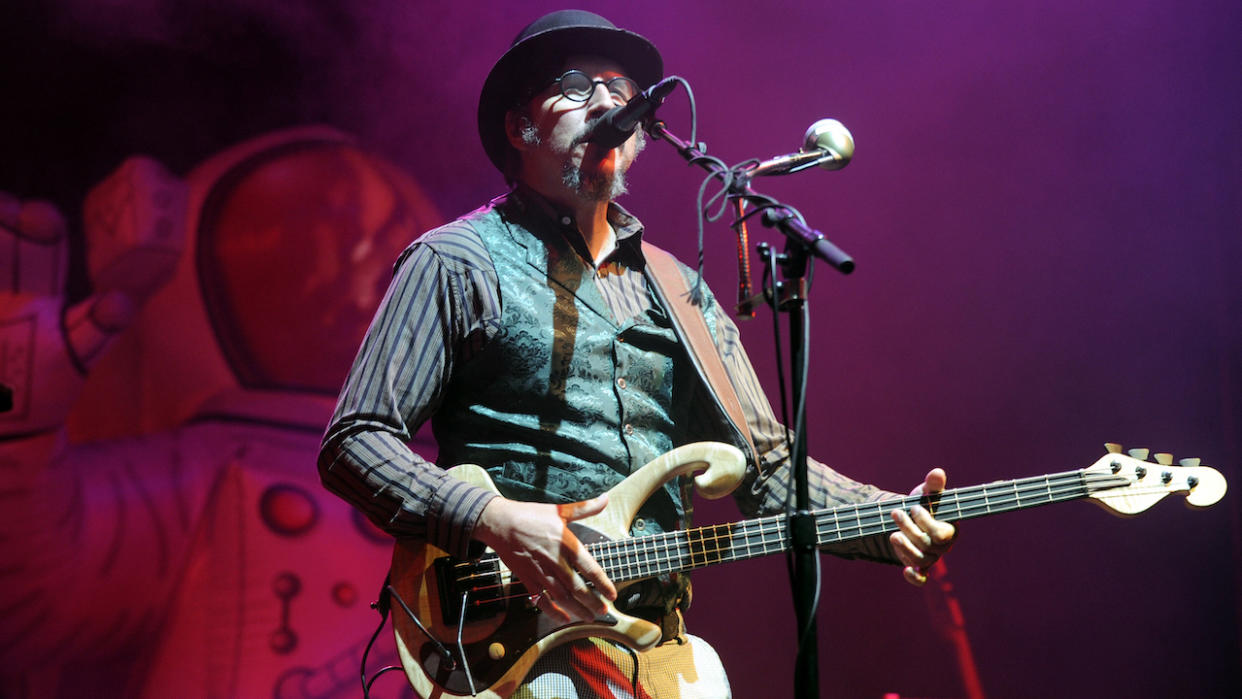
xmin=545 ymin=70 xmax=640 ymax=103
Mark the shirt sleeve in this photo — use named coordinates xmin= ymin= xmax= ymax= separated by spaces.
xmin=317 ymin=224 xmax=501 ymax=559
xmin=695 ymin=280 xmax=903 ymax=564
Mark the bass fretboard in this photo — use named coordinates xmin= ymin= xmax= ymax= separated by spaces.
xmin=586 ymin=469 xmax=1126 ymax=583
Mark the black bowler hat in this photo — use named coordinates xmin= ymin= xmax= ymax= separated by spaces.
xmin=477 ymin=9 xmax=663 ymax=174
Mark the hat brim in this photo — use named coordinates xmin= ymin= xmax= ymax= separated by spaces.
xmin=478 ymin=24 xmax=663 ymax=174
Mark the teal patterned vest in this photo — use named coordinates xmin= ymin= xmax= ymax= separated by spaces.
xmin=431 ymin=203 xmax=690 ymax=537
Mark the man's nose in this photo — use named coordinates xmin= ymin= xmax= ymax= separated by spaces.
xmin=584 ymin=82 xmax=619 ymax=118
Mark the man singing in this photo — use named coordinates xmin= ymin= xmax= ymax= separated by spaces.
xmin=319 ymin=10 xmax=955 ymax=697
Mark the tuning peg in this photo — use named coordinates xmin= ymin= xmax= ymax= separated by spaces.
xmin=1105 ymin=443 xmax=1123 ymax=454
xmin=1154 ymin=453 xmax=1174 ymax=465
xmin=1128 ymin=448 xmax=1150 ymax=461
xmin=1179 ymin=457 xmax=1201 ymax=468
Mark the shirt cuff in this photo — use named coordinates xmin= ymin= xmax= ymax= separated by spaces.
xmin=425 ymin=477 xmax=500 ymax=560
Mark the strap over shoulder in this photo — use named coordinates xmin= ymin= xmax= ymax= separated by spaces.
xmin=641 ymin=241 xmax=759 ymax=468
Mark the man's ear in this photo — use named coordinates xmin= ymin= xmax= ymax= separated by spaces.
xmin=504 ymin=109 xmax=531 ymax=152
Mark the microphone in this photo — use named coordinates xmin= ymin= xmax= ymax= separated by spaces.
xmin=749 ymin=118 xmax=855 ymax=177
xmin=585 ymin=77 xmax=680 ymax=150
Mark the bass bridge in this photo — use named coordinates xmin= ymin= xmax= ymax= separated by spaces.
xmin=434 ymin=554 xmax=522 ymax=625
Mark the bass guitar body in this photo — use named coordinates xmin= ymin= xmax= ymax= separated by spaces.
xmin=389 ymin=442 xmax=747 ymax=699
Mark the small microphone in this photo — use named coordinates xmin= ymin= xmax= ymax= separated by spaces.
xmin=585 ymin=77 xmax=680 ymax=150
xmin=750 ymin=118 xmax=854 ymax=177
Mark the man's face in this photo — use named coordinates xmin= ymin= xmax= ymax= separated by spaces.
xmin=510 ymin=56 xmax=644 ymax=202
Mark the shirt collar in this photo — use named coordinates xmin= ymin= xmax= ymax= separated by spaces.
xmin=502 ymin=186 xmax=647 ymax=268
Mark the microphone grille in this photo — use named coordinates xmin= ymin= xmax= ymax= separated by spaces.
xmin=803 ymin=119 xmax=854 ymax=170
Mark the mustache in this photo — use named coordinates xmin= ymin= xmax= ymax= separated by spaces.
xmin=572 ymin=117 xmax=604 ymax=147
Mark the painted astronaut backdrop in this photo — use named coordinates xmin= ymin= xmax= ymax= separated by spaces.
xmin=0 ymin=126 xmax=443 ymax=697
xmin=0 ymin=1 xmax=1238 ymax=698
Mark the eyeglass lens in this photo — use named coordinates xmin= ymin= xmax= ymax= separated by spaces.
xmin=558 ymin=71 xmax=639 ymax=103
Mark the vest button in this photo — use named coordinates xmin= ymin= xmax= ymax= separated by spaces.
xmin=624 ymin=423 xmax=634 ymax=435
xmin=633 ymin=517 xmax=646 ymax=530
xmin=616 ymin=377 xmax=627 ymax=389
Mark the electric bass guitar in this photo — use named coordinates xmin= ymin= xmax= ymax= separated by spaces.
xmin=388 ymin=441 xmax=1226 ymax=698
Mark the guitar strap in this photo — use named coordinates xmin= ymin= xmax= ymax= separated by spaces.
xmin=641 ymin=242 xmax=759 ymax=468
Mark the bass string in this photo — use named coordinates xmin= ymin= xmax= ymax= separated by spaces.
xmin=455 ymin=471 xmax=1182 ymax=589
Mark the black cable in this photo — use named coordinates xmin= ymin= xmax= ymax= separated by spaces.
xmin=360 ymin=581 xmax=392 ymax=699
xmin=386 ymin=583 xmax=455 ymax=667
xmin=361 ymin=575 xmax=456 ymax=698
xmin=365 ymin=666 xmax=407 ymax=697
xmin=792 ymin=273 xmax=812 ymax=511
xmin=761 ymin=246 xmax=796 ymax=517
xmin=663 ymin=76 xmax=740 ymax=306
xmin=689 ymin=154 xmax=734 ymax=304
xmin=623 ymin=643 xmax=642 ymax=695
xmin=792 ymin=292 xmax=821 ymax=639
xmin=797 ymin=550 xmax=823 ymax=651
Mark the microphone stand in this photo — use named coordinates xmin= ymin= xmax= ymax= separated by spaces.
xmin=648 ymin=119 xmax=854 ymax=699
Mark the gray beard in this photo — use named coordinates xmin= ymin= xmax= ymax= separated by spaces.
xmin=519 ymin=115 xmax=641 ymax=201
xmin=562 ymin=162 xmax=628 ymax=201
xmin=563 ymin=127 xmax=645 ymax=201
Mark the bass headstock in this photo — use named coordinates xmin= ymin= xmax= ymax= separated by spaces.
xmin=1083 ymin=443 xmax=1227 ymax=516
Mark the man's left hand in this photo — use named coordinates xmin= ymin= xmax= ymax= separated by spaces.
xmin=889 ymin=468 xmax=957 ymax=586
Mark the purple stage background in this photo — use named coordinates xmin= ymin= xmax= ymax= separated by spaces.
xmin=3 ymin=1 xmax=1239 ymax=697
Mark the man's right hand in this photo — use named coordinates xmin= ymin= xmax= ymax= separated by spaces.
xmin=474 ymin=494 xmax=618 ymax=624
